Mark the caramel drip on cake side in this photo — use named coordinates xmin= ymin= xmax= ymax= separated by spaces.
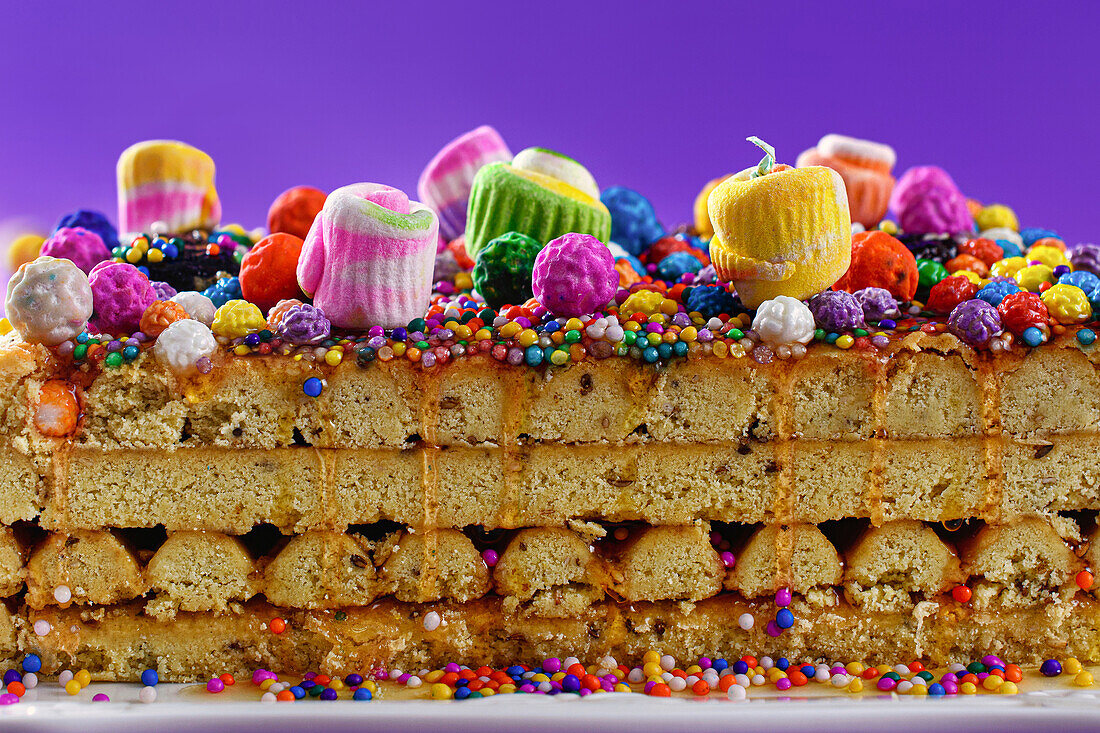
xmin=498 ymin=368 xmax=527 ymax=527
xmin=978 ymin=355 xmax=1004 ymax=523
xmin=769 ymin=363 xmax=797 ymax=588
xmin=416 ymin=370 xmax=442 ymax=600
xmin=867 ymin=354 xmax=890 ymax=526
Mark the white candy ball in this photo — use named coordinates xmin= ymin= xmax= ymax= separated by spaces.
xmin=4 ymin=257 xmax=92 ymax=345
xmin=140 ymin=685 xmax=157 ymax=703
xmin=168 ymin=291 xmax=216 ymax=326
xmin=980 ymin=227 xmax=1023 ymax=248
xmin=751 ymin=295 xmax=815 ymax=347
xmin=726 ymin=683 xmax=747 ymax=701
xmin=154 ymin=319 xmax=217 ymax=376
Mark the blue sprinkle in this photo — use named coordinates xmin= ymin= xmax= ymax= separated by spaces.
xmin=524 ymin=345 xmax=544 ymax=367
xmin=1020 ymin=228 xmax=1059 ymax=248
xmin=21 ymin=654 xmax=42 ymax=674
xmin=776 ymin=658 xmax=790 ymax=671
xmin=1022 ymin=326 xmax=1045 ymax=348
xmin=561 ymin=674 xmax=581 ymax=693
xmin=1060 ymin=270 xmax=1100 ymax=293
xmin=302 ymin=377 xmax=324 ymax=398
xmin=775 ymin=608 xmax=795 ymax=629
xmin=995 ymin=239 xmax=1023 ymax=259
xmin=732 ymin=661 xmax=749 ymax=675
xmin=1078 ymin=329 xmax=1096 ymax=346
xmin=353 ymin=687 xmax=373 ymax=701
xmin=453 ymin=687 xmax=472 ymax=700
xmin=290 ymin=685 xmax=306 ymax=699
xmin=656 ymin=342 xmax=673 ymax=360
xmin=542 ymin=320 xmax=560 ymax=332
xmin=928 ymin=683 xmax=946 ymax=696
xmin=642 ymin=346 xmax=659 ymax=363
xmin=712 ymin=659 xmax=728 ymax=672
xmin=139 ymin=668 xmax=158 ymax=686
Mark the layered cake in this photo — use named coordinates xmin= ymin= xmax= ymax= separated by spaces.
xmin=1 ymin=130 xmax=1099 ymax=698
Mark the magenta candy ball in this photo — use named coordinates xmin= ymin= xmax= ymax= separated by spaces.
xmin=40 ymin=227 xmax=111 ymax=274
xmin=531 ymin=233 xmax=617 ymax=318
xmin=88 ymin=262 xmax=155 ymax=335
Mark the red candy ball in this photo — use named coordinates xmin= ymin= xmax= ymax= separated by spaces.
xmin=925 ymin=275 xmax=979 ymax=314
xmin=240 ymin=233 xmax=306 ymax=314
xmin=832 ymin=230 xmax=918 ymax=301
xmin=997 ymin=291 xmax=1049 ymax=335
xmin=268 ymin=186 xmax=327 ymax=240
xmin=643 ymin=237 xmax=709 ymax=267
xmin=958 ymin=237 xmax=1004 ymax=267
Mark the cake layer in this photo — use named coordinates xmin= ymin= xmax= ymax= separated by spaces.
xmin=16 ymin=594 xmax=1100 ymax=681
xmin=6 ymin=519 xmax=1090 ymax=615
xmin=4 ymin=333 xmax=1100 ymax=453
xmin=18 ymin=436 xmax=1100 ymax=532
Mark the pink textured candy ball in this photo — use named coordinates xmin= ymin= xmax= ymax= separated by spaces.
xmin=531 ymin=233 xmax=617 ymax=318
xmin=40 ymin=227 xmax=111 ymax=274
xmin=88 ymin=262 xmax=155 ymax=335
xmin=889 ymin=166 xmax=973 ymax=236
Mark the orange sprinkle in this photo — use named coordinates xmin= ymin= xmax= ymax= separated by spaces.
xmin=269 ymin=618 xmax=287 ymax=634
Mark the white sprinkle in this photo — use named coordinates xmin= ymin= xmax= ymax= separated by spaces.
xmin=537 ymin=681 xmax=552 ymax=693
xmin=627 ymin=668 xmax=644 ymax=683
xmin=726 ymin=683 xmax=747 ymax=701
xmin=668 ymin=676 xmax=687 ymax=691
xmin=33 ymin=620 xmax=52 ymax=636
xmin=909 ymin=675 xmax=927 ymax=686
xmin=261 ymin=691 xmax=277 ymax=703
xmin=896 ymin=680 xmax=913 ymax=693
xmin=418 ymin=669 xmax=430 ymax=677
xmin=564 ymin=656 xmax=580 ymax=668
xmin=600 ymin=655 xmax=617 ymax=670
xmin=738 ymin=613 xmax=754 ymax=630
xmin=831 ymin=674 xmax=849 ymax=688
xmin=605 ymin=325 xmax=625 ymax=342
xmin=660 ymin=671 xmax=673 ymax=682
xmin=423 ymin=611 xmax=441 ymax=632
xmin=734 ymin=673 xmax=751 ymax=687
xmin=269 ymin=682 xmax=285 ymax=693
xmin=685 ymin=675 xmax=699 ymax=686
xmin=894 ymin=664 xmax=910 ymax=675
xmin=751 ymin=674 xmax=766 ymax=686
xmin=54 ymin=585 xmax=72 ymax=604
xmin=139 ymin=686 xmax=157 ymax=703
xmin=391 ymin=669 xmax=404 ymax=679
xmin=759 ymin=656 xmax=774 ymax=670
xmin=659 ymin=655 xmax=676 ymax=671
xmin=949 ymin=663 xmax=967 ymax=673
xmin=22 ymin=673 xmax=38 ymax=689
xmin=59 ymin=670 xmax=74 ymax=686
xmin=815 ymin=667 xmax=830 ymax=683
xmin=407 ymin=676 xmax=423 ymax=688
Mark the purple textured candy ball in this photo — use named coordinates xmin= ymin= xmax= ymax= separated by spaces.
xmin=88 ymin=262 xmax=156 ymax=335
xmin=531 ymin=233 xmax=618 ymax=318
xmin=151 ymin=280 xmax=178 ymax=301
xmin=276 ymin=303 xmax=331 ymax=345
xmin=1071 ymin=243 xmax=1100 ymax=276
xmin=889 ymin=166 xmax=974 ymax=236
xmin=808 ymin=290 xmax=864 ymax=332
xmin=853 ymin=287 xmax=899 ymax=322
xmin=948 ymin=298 xmax=1003 ymax=346
xmin=40 ymin=227 xmax=110 ymax=274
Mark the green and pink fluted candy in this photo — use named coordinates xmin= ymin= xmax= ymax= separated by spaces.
xmin=532 ymin=233 xmax=617 ymax=317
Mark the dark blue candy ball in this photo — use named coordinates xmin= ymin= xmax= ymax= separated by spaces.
xmin=57 ymin=209 xmax=119 ymax=249
xmin=140 ymin=668 xmax=158 ymax=686
xmin=601 ymin=186 xmax=666 ymax=257
xmin=656 ymin=251 xmax=703 ymax=282
xmin=685 ymin=284 xmax=739 ymax=319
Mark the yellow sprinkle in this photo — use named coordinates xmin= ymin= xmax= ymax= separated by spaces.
xmin=430 ymin=683 xmax=453 ymax=699
xmin=878 ymin=220 xmax=899 ymax=235
xmin=125 ymin=248 xmax=143 ymax=263
xmin=712 ymin=340 xmax=729 ymax=358
xmin=517 ymin=329 xmax=538 ymax=347
xmin=479 ymin=687 xmax=495 ymax=697
xmin=659 ymin=299 xmax=678 ymax=316
xmin=65 ymin=680 xmax=81 ymax=695
xmin=615 ymin=682 xmax=632 ymax=692
xmin=444 ymin=320 xmax=461 ymax=331
xmin=680 ymin=326 xmax=698 ymax=342
xmin=474 ymin=328 xmax=492 ymax=341
xmin=75 ymin=669 xmax=91 ymax=687
xmin=1074 ymin=670 xmax=1094 ymax=687
xmin=498 ymin=683 xmax=516 ymax=694
xmin=146 ymin=248 xmax=164 ymax=263
xmin=960 ymin=681 xmax=978 ymax=695
xmin=424 ymin=670 xmax=445 ymax=683
xmin=324 ymin=349 xmax=342 ymax=366
xmin=847 ymin=678 xmax=863 ymax=693
xmin=999 ymin=681 xmax=1019 ymax=694
xmin=846 ymin=662 xmax=864 ymax=675
xmin=953 ymin=269 xmax=982 ymax=285
xmin=835 ymin=334 xmax=855 ymax=349
xmin=362 ymin=680 xmax=378 ymax=693
xmin=642 ymin=651 xmax=661 ymax=664
xmin=454 ymin=324 xmax=473 ymax=340
xmin=766 ymin=668 xmax=786 ymax=682
xmin=685 ymin=665 xmax=702 ymax=675
xmin=1065 ymin=658 xmax=1083 ymax=674
xmin=328 ymin=679 xmax=345 ymax=690
xmin=499 ymin=322 xmax=521 ymax=338
xmin=909 ymin=683 xmax=927 ymax=696
xmin=550 ymin=672 xmax=565 ymax=682
xmin=233 ymin=344 xmax=251 ymax=356
xmin=642 ymin=662 xmax=662 ymax=678
xmin=982 ymin=675 xmax=1003 ymax=691
xmin=260 ymin=678 xmax=275 ymax=690
xmin=646 ymin=332 xmax=661 ymax=346
xmin=565 ymin=318 xmax=584 ymax=332
xmin=454 ymin=272 xmax=473 ymax=290
xmin=0 ymin=318 xmax=12 ymax=336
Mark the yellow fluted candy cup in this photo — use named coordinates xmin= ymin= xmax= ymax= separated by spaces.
xmin=708 ymin=138 xmax=852 ymax=308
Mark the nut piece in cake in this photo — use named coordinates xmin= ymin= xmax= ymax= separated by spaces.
xmin=844 ymin=520 xmax=963 ymax=611
xmin=609 ymin=524 xmax=724 ymax=602
xmin=725 ymin=524 xmax=842 ymax=603
xmin=25 ymin=530 xmax=145 ymax=608
xmin=376 ymin=528 xmax=490 ymax=603
xmin=0 ymin=527 xmax=25 ymax=596
xmin=959 ymin=517 xmax=1081 ymax=609
xmin=145 ymin=531 xmax=258 ymax=615
xmin=493 ymin=528 xmax=610 ymax=617
xmin=263 ymin=531 xmax=378 ymax=609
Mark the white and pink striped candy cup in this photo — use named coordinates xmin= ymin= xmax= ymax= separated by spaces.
xmin=417 ymin=125 xmax=512 ymax=244
xmin=297 ymin=183 xmax=439 ymax=330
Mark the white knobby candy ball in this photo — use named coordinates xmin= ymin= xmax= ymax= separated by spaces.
xmin=154 ymin=319 xmax=216 ymax=376
xmin=980 ymin=227 xmax=1023 ymax=248
xmin=4 ymin=257 xmax=93 ymax=345
xmin=751 ymin=295 xmax=815 ymax=347
xmin=168 ymin=291 xmax=216 ymax=326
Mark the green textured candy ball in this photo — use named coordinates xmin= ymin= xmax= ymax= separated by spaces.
xmin=472 ymin=231 xmax=544 ymax=309
xmin=916 ymin=258 xmax=949 ymax=289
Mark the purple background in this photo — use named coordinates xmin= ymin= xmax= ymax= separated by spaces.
xmin=1 ymin=1 xmax=1097 ymax=246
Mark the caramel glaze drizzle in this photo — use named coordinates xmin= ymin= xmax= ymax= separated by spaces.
xmin=768 ymin=363 xmax=797 ymax=590
xmin=867 ymin=354 xmax=890 ymax=527
xmin=976 ymin=354 xmax=1004 ymax=524
xmin=415 ymin=370 xmax=442 ymax=601
xmin=498 ymin=369 xmax=527 ymax=528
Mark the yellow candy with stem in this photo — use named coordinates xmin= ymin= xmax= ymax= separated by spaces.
xmin=708 ymin=137 xmax=852 ymax=308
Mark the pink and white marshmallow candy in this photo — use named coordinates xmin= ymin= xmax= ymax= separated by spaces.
xmin=297 ymin=183 xmax=439 ymax=330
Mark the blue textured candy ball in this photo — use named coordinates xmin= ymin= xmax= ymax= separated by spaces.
xmin=344 ymin=674 xmax=364 ymax=687
xmin=57 ymin=209 xmax=120 ymax=250
xmin=1022 ymin=326 xmax=1045 ymax=347
xmin=975 ymin=280 xmax=1020 ymax=307
xmin=1060 ymin=270 xmax=1100 ymax=293
xmin=656 ymin=251 xmax=702 ymax=282
xmin=140 ymin=668 xmax=158 ymax=686
xmin=775 ymin=658 xmax=790 ymax=671
xmin=353 ymin=687 xmax=373 ymax=701
xmin=775 ymin=608 xmax=795 ymax=629
xmin=203 ymin=276 xmax=243 ymax=307
xmin=643 ymin=346 xmax=659 ymax=363
xmin=995 ymin=239 xmax=1023 ymax=259
xmin=21 ymin=654 xmax=42 ymax=673
xmin=1040 ymin=659 xmax=1063 ymax=677
xmin=685 ymin=284 xmax=739 ymax=319
xmin=303 ymin=377 xmax=324 ymax=398
xmin=1078 ymin=329 xmax=1096 ymax=346
xmin=601 ymin=186 xmax=665 ymax=256
xmin=1020 ymin=227 xmax=1060 ymax=248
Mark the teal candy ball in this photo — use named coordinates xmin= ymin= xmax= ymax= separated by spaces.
xmin=472 ymin=231 xmax=544 ymax=308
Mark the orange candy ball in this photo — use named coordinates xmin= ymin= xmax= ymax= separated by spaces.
xmin=139 ymin=300 xmax=189 ymax=338
xmin=34 ymin=380 xmax=80 ymax=437
xmin=240 ymin=233 xmax=305 ymax=314
xmin=952 ymin=585 xmax=973 ymax=604
xmin=945 ymin=254 xmax=989 ymax=278
xmin=268 ymin=186 xmax=327 ymax=240
xmin=832 ymin=230 xmax=918 ymax=301
xmin=269 ymin=617 xmax=287 ymax=634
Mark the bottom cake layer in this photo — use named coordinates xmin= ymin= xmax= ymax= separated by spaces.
xmin=7 ymin=595 xmax=1100 ymax=681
